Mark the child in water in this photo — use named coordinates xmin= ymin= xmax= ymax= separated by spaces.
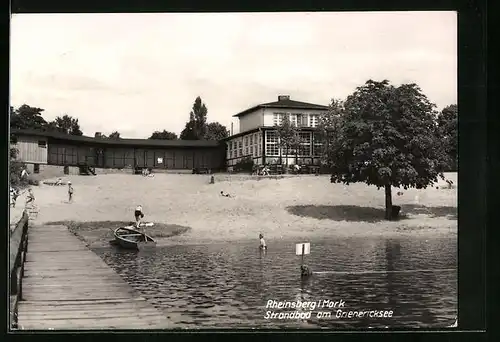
xmin=259 ymin=234 xmax=267 ymax=250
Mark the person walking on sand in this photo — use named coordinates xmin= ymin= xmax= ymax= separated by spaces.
xmin=259 ymin=234 xmax=267 ymax=250
xmin=134 ymin=205 xmax=145 ymax=230
xmin=25 ymin=188 xmax=35 ymax=207
xmin=68 ymin=181 xmax=74 ymax=203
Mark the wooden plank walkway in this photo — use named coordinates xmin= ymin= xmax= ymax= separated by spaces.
xmin=17 ymin=225 xmax=171 ymax=330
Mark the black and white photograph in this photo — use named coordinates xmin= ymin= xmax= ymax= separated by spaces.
xmin=9 ymin=11 xmax=458 ymax=330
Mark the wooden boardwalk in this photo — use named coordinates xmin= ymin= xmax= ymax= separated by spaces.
xmin=17 ymin=225 xmax=171 ymax=330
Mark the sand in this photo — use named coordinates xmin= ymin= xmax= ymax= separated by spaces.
xmin=12 ymin=172 xmax=457 ymax=246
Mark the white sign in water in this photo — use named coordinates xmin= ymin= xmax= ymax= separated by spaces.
xmin=157 ymin=157 xmax=163 ymax=164
xmin=295 ymin=243 xmax=310 ymax=255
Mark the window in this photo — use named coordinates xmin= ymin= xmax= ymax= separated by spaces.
xmin=244 ymin=136 xmax=248 ymax=146
xmin=273 ymin=112 xmax=287 ymax=126
xmin=34 ymin=164 xmax=40 ymax=174
xmin=266 ymin=131 xmax=279 ymax=144
xmin=309 ymin=114 xmax=318 ymax=127
xmin=238 ymin=140 xmax=242 ymax=148
xmin=245 ymin=147 xmax=249 ymax=155
xmin=238 ymin=148 xmax=242 ymax=157
xmin=297 ymin=114 xmax=309 ymax=127
xmin=259 ymin=145 xmax=262 ymax=156
xmin=251 ymin=146 xmax=254 ymax=156
xmin=250 ymin=135 xmax=253 ymax=145
xmin=289 ymin=114 xmax=297 ymax=127
xmin=312 ymin=133 xmax=323 ymax=156
xmin=265 ymin=131 xmax=280 ymax=156
xmin=298 ymin=132 xmax=312 ymax=156
xmin=38 ymin=140 xmax=47 ymax=148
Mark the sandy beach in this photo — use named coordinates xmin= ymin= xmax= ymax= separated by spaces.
xmin=12 ymin=172 xmax=457 ymax=247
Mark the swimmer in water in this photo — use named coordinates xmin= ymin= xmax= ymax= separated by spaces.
xmin=259 ymin=234 xmax=267 ymax=250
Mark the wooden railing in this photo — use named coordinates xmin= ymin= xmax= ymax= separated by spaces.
xmin=9 ymin=210 xmax=29 ymax=329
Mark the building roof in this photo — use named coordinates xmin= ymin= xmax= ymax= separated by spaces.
xmin=10 ymin=129 xmax=221 ymax=148
xmin=233 ymin=96 xmax=329 ymax=118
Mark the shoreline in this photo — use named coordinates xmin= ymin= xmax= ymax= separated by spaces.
xmin=15 ymin=173 xmax=457 ymax=247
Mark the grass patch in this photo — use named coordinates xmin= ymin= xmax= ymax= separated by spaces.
xmin=46 ymin=220 xmax=191 ymax=246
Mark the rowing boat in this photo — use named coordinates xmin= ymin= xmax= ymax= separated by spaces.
xmin=113 ymin=225 xmax=156 ymax=250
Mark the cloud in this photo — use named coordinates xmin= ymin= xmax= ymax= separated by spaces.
xmin=10 ymin=12 xmax=457 ymax=138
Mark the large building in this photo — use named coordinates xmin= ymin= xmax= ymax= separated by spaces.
xmin=225 ymin=95 xmax=329 ymax=170
xmin=10 ymin=128 xmax=225 ymax=174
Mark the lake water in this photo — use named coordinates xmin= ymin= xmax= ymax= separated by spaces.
xmin=93 ymin=236 xmax=457 ymax=329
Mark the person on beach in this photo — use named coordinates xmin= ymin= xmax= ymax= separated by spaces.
xmin=55 ymin=178 xmax=63 ymax=186
xmin=25 ymin=188 xmax=35 ymax=206
xmin=220 ymin=191 xmax=231 ymax=198
xmin=135 ymin=205 xmax=145 ymax=229
xmin=21 ymin=167 xmax=29 ymax=180
xmin=259 ymin=234 xmax=267 ymax=250
xmin=68 ymin=181 xmax=74 ymax=202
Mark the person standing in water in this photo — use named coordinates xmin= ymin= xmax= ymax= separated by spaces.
xmin=259 ymin=234 xmax=267 ymax=250
xmin=68 ymin=181 xmax=74 ymax=203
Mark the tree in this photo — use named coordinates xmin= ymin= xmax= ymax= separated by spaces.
xmin=180 ymin=96 xmax=208 ymax=140
xmin=149 ymin=130 xmax=178 ymax=140
xmin=204 ymin=122 xmax=229 ymax=141
xmin=108 ymin=131 xmax=121 ymax=139
xmin=437 ymin=104 xmax=458 ymax=171
xmin=275 ymin=114 xmax=300 ymax=170
xmin=316 ymin=99 xmax=345 ymax=163
xmin=48 ymin=114 xmax=83 ymax=135
xmin=326 ymin=80 xmax=448 ymax=220
xmin=10 ymin=104 xmax=48 ymax=130
xmin=180 ymin=120 xmax=197 ymax=140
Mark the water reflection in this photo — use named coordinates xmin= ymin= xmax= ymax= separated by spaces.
xmin=93 ymin=237 xmax=457 ymax=329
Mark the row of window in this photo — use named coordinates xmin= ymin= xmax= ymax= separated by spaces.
xmin=229 ymin=145 xmax=263 ymax=159
xmin=272 ymin=113 xmax=319 ymax=127
xmin=228 ymin=133 xmax=261 ymax=151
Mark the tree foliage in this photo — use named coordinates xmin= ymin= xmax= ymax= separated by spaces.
xmin=47 ymin=114 xmax=83 ymax=136
xmin=275 ymin=114 xmax=300 ymax=167
xmin=149 ymin=130 xmax=178 ymax=140
xmin=10 ymin=104 xmax=47 ymax=130
xmin=437 ymin=104 xmax=458 ymax=171
xmin=316 ymin=99 xmax=345 ymax=162
xmin=205 ymin=122 xmax=229 ymax=141
xmin=108 ymin=131 xmax=121 ymax=139
xmin=179 ymin=96 xmax=229 ymax=141
xmin=180 ymin=96 xmax=208 ymax=140
xmin=326 ymin=80 xmax=448 ymax=220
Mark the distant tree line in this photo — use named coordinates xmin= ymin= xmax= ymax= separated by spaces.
xmin=10 ymin=96 xmax=229 ymax=143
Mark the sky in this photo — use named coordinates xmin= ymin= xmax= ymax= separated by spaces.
xmin=10 ymin=12 xmax=457 ymax=138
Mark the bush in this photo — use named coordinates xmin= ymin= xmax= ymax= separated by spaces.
xmin=10 ymin=160 xmax=27 ymax=187
xmin=233 ymin=156 xmax=254 ymax=173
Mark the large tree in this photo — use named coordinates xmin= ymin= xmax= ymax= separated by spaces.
xmin=48 ymin=114 xmax=83 ymax=136
xmin=437 ymin=104 xmax=458 ymax=171
xmin=275 ymin=114 xmax=300 ymax=169
xmin=10 ymin=104 xmax=48 ymax=130
xmin=316 ymin=99 xmax=345 ymax=162
xmin=180 ymin=96 xmax=208 ymax=140
xmin=326 ymin=80 xmax=448 ymax=220
xmin=205 ymin=122 xmax=229 ymax=141
xmin=149 ymin=130 xmax=178 ymax=140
